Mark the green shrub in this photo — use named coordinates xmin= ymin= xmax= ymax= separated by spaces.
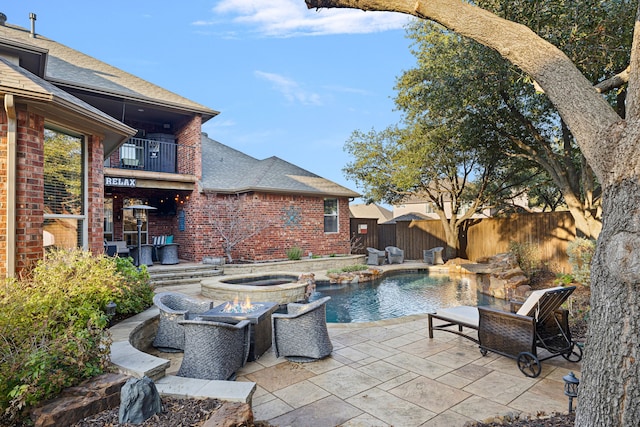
xmin=567 ymin=238 xmax=596 ymax=286
xmin=286 ymin=246 xmax=303 ymax=260
xmin=110 ymin=256 xmax=154 ymax=314
xmin=327 ymin=264 xmax=370 ymax=275
xmin=0 ymin=249 xmax=153 ymax=422
xmin=554 ymin=273 xmax=575 ymax=286
xmin=508 ymin=240 xmax=542 ymax=277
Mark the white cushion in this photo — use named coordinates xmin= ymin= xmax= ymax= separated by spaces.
xmin=516 ymin=286 xmax=567 ymax=316
xmin=435 ymin=306 xmax=479 ymax=328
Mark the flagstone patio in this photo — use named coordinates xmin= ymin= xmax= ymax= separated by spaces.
xmin=150 ymin=270 xmax=579 ymax=426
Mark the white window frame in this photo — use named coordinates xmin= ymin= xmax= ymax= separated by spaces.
xmin=43 ymin=127 xmax=88 ymax=249
xmin=324 ymin=198 xmax=339 ymax=233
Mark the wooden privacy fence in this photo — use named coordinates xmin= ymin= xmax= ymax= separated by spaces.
xmin=352 ymin=211 xmax=578 ymax=272
xmin=349 ymin=219 xmax=397 ymax=254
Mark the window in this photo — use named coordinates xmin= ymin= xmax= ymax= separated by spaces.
xmin=104 ymin=198 xmax=114 ymax=241
xmin=324 ymin=199 xmax=338 ymax=233
xmin=43 ymin=128 xmax=86 ymax=249
xmin=120 ymin=142 xmax=141 ymax=168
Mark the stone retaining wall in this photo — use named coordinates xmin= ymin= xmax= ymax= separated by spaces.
xmin=222 ymin=255 xmax=366 ymax=275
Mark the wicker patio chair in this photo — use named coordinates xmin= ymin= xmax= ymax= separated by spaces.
xmin=156 ymin=243 xmax=179 ymax=265
xmin=176 ymin=319 xmax=251 ymax=380
xmin=428 ymin=286 xmax=581 ymax=377
xmin=385 ymin=246 xmax=404 ymax=264
xmin=272 ymin=296 xmax=333 ymax=362
xmin=423 ymin=247 xmax=444 ymax=265
xmin=152 ymin=292 xmax=214 ymax=352
xmin=366 ymin=247 xmax=386 ymax=265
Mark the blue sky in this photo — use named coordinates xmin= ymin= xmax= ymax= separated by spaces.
xmin=3 ymin=1 xmax=415 ymax=201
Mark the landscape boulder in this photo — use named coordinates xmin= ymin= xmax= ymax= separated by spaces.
xmin=31 ymin=373 xmax=128 ymax=427
xmin=118 ymin=376 xmax=162 ymax=424
xmin=462 ymin=253 xmax=530 ymax=300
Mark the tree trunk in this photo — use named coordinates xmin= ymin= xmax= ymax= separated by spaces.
xmin=576 ymin=179 xmax=640 ymax=426
xmin=439 ymin=217 xmax=460 ymax=259
xmin=564 ymin=195 xmax=602 ymax=239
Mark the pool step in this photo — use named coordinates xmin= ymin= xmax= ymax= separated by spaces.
xmin=148 ymin=264 xmax=223 ymax=287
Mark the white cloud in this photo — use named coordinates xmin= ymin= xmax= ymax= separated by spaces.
xmin=255 ymin=71 xmax=322 ymax=105
xmin=204 ymin=0 xmax=409 ymax=37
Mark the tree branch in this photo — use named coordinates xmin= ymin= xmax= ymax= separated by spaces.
xmin=595 ymin=66 xmax=630 ymax=94
xmin=304 ymin=0 xmax=622 ymax=178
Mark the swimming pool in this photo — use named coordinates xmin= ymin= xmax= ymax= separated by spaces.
xmin=310 ymin=270 xmax=508 ymax=323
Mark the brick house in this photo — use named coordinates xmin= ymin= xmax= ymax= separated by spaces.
xmin=0 ymin=13 xmax=357 ymax=275
xmin=195 ymin=135 xmax=359 ymax=262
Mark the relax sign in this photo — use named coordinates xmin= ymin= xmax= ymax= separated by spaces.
xmin=105 ymin=177 xmax=136 ymax=187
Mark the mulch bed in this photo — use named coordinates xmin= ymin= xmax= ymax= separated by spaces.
xmin=468 ymin=413 xmax=575 ymax=426
xmin=70 ymin=397 xmax=275 ymax=427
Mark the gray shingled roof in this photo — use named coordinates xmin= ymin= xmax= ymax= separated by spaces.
xmin=0 ymin=56 xmax=134 ymax=138
xmin=381 ymin=212 xmax=430 ymax=224
xmin=0 ymin=23 xmax=218 ymax=118
xmin=200 ymin=134 xmax=360 ymax=198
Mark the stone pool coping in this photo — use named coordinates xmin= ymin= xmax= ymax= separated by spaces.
xmin=108 ymin=307 xmax=256 ymax=404
xmin=201 ymin=270 xmax=312 ymax=304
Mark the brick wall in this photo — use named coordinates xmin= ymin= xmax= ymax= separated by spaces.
xmin=175 ymin=115 xmax=202 ymax=178
xmin=0 ymin=105 xmax=108 ymax=276
xmin=180 ymin=192 xmax=351 ymax=262
xmin=14 ymin=108 xmax=45 ymax=273
xmin=87 ymin=134 xmax=105 ymax=255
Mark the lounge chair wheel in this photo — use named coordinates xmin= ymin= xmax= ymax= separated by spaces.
xmin=480 ymin=347 xmax=488 ymax=356
xmin=562 ymin=342 xmax=583 ymax=362
xmin=517 ymin=352 xmax=541 ymax=378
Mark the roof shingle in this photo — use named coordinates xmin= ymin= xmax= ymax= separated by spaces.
xmin=200 ymin=135 xmax=360 ymax=198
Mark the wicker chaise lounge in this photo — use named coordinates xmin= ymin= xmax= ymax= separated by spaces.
xmin=177 ymin=319 xmax=251 ymax=380
xmin=428 ymin=286 xmax=582 ymax=377
xmin=272 ymin=296 xmax=333 ymax=362
xmin=152 ymin=292 xmax=214 ymax=352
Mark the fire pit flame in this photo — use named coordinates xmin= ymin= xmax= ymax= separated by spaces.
xmin=222 ymin=295 xmax=263 ymax=313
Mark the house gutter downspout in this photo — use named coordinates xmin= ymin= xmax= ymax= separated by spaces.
xmin=4 ymin=95 xmax=16 ymax=277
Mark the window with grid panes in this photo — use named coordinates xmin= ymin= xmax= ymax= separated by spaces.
xmin=43 ymin=128 xmax=86 ymax=249
xmin=324 ymin=198 xmax=338 ymax=233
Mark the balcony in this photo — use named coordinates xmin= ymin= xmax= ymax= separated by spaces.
xmin=113 ymin=137 xmax=195 ymax=175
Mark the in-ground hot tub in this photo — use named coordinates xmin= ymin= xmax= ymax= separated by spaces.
xmin=201 ymin=272 xmax=312 ymax=304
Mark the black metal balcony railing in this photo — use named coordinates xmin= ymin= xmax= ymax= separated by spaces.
xmin=115 ymin=137 xmax=194 ymax=174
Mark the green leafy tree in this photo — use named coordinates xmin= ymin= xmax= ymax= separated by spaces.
xmin=344 ymin=27 xmax=535 ymax=258
xmin=44 ymin=129 xmax=83 ymax=215
xmin=344 ymin=122 xmax=527 ymax=258
xmin=305 ymin=0 xmax=640 ymax=424
xmin=398 ymin=12 xmax=633 ymax=238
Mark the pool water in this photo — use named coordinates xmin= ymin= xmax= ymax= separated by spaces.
xmin=311 ymin=270 xmax=509 ymax=323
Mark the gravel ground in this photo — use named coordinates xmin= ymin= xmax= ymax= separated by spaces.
xmin=467 ymin=413 xmax=575 ymax=426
